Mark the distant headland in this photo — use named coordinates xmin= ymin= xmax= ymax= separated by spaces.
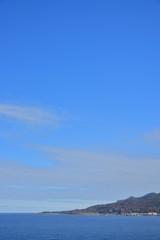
xmin=38 ymin=192 xmax=160 ymax=216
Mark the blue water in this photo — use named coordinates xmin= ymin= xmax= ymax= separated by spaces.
xmin=0 ymin=214 xmax=160 ymax=240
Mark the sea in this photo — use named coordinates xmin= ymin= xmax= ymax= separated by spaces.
xmin=0 ymin=214 xmax=160 ymax=240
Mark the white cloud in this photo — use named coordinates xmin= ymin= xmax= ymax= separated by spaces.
xmin=0 ymin=185 xmax=87 ymax=191
xmin=0 ymin=103 xmax=67 ymax=126
xmin=144 ymin=128 xmax=160 ymax=144
xmin=1 ymin=146 xmax=160 ymax=202
xmin=1 ymin=140 xmax=160 ymax=212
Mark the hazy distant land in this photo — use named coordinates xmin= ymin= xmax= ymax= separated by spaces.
xmin=39 ymin=192 xmax=160 ymax=216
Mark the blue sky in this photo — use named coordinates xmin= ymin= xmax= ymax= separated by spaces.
xmin=0 ymin=0 xmax=160 ymax=212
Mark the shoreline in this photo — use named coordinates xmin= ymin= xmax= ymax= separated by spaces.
xmin=36 ymin=212 xmax=160 ymax=216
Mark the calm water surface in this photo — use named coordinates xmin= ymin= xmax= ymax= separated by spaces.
xmin=0 ymin=214 xmax=160 ymax=240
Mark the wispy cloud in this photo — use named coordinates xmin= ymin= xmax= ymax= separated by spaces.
xmin=0 ymin=185 xmax=87 ymax=191
xmin=144 ymin=128 xmax=160 ymax=144
xmin=1 ymin=146 xmax=160 ymax=211
xmin=2 ymin=145 xmax=160 ymax=194
xmin=0 ymin=103 xmax=68 ymax=127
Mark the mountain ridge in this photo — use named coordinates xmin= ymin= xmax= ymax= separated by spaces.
xmin=40 ymin=192 xmax=160 ymax=215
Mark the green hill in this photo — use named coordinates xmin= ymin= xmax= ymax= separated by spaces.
xmin=82 ymin=192 xmax=160 ymax=215
xmin=41 ymin=192 xmax=160 ymax=215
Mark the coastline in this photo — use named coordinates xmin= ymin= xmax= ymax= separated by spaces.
xmin=36 ymin=212 xmax=160 ymax=216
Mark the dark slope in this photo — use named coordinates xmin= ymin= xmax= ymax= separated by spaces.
xmin=82 ymin=192 xmax=160 ymax=214
xmin=41 ymin=192 xmax=160 ymax=215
